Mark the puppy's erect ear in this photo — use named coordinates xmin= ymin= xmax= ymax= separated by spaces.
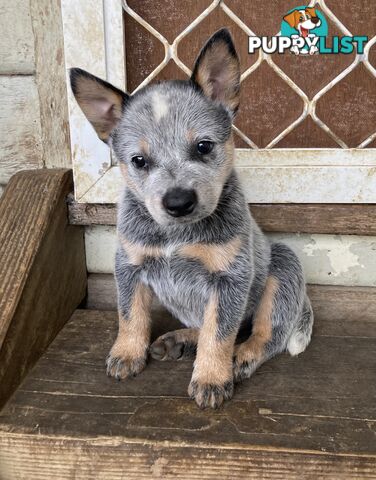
xmin=191 ymin=28 xmax=240 ymax=114
xmin=70 ymin=68 xmax=128 ymax=142
xmin=305 ymin=7 xmax=317 ymax=18
xmin=283 ymin=10 xmax=300 ymax=28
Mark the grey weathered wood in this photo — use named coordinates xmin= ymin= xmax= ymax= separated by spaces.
xmin=0 ymin=285 xmax=375 ymax=478
xmin=87 ymin=273 xmax=117 ymax=310
xmin=68 ymin=201 xmax=376 ymax=235
xmin=0 ymin=169 xmax=87 ymax=408
xmin=0 ymin=76 xmax=43 ymax=184
xmin=30 ymin=0 xmax=72 ymax=169
xmin=0 ymin=0 xmax=35 ymax=74
xmin=251 ymin=203 xmax=376 ymax=236
xmin=68 ymin=199 xmax=117 ymax=225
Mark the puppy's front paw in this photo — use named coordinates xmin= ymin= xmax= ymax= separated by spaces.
xmin=188 ymin=379 xmax=233 ymax=409
xmin=106 ymin=351 xmax=147 ymax=380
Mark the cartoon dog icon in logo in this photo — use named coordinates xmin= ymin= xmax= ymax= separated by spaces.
xmin=283 ymin=7 xmax=322 ymax=55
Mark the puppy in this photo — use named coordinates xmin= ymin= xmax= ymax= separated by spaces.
xmin=70 ymin=29 xmax=313 ymax=409
xmin=284 ymin=8 xmax=321 ymax=55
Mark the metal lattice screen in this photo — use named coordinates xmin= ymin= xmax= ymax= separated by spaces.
xmin=121 ymin=0 xmax=376 ymax=150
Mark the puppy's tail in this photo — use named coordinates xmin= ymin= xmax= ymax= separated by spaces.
xmin=287 ymin=295 xmax=314 ymax=356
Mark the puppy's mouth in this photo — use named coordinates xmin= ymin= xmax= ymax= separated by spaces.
xmin=300 ymin=26 xmax=309 ymax=38
xmin=298 ymin=19 xmax=321 ymax=37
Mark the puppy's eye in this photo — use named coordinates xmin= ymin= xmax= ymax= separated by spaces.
xmin=299 ymin=16 xmax=304 ymax=21
xmin=197 ymin=141 xmax=214 ymax=155
xmin=131 ymin=155 xmax=147 ymax=169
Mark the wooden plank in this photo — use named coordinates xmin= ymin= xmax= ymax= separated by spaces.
xmin=307 ymin=284 xmax=376 ymax=337
xmin=70 ymin=151 xmax=376 ymax=204
xmin=0 ymin=302 xmax=375 ymax=478
xmin=0 ymin=1 xmax=35 ymax=74
xmin=68 ymin=201 xmax=376 ymax=235
xmin=0 ymin=76 xmax=43 ymax=184
xmin=30 ymin=0 xmax=72 ymax=169
xmin=0 ymin=169 xmax=87 ymax=408
xmin=251 ymin=204 xmax=376 ymax=235
xmin=87 ymin=273 xmax=117 ymax=310
xmin=0 ymin=435 xmax=375 ymax=480
xmin=68 ymin=197 xmax=117 ymax=225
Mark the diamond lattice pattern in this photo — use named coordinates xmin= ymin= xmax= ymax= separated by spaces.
xmin=122 ymin=0 xmax=376 ymax=149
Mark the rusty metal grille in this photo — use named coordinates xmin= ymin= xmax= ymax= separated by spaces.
xmin=121 ymin=0 xmax=376 ymax=149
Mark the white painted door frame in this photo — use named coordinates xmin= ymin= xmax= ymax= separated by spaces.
xmin=61 ymin=0 xmax=376 ymax=204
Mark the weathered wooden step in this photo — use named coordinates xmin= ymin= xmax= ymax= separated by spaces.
xmin=0 ymin=285 xmax=375 ymax=479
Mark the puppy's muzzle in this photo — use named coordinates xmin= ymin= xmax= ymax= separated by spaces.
xmin=162 ymin=188 xmax=197 ymax=217
xmin=311 ymin=16 xmax=320 ymax=25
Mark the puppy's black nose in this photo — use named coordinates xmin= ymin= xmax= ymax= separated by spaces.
xmin=311 ymin=16 xmax=320 ymax=24
xmin=162 ymin=188 xmax=197 ymax=217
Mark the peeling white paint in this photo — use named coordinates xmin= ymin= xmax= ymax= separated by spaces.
xmin=326 ymin=239 xmax=363 ymax=277
xmin=269 ymin=233 xmax=375 ymax=286
xmin=303 ymin=235 xmax=362 ymax=277
xmin=85 ymin=227 xmax=376 ymax=286
xmin=61 ymin=0 xmax=111 ymax=200
xmin=85 ymin=226 xmax=117 ymax=274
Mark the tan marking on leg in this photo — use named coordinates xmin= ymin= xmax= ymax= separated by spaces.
xmin=235 ymin=275 xmax=279 ymax=364
xmin=120 ymin=236 xmax=163 ymax=266
xmin=178 ymin=236 xmax=242 ymax=273
xmin=192 ymin=292 xmax=236 ymax=385
xmin=110 ymin=283 xmax=153 ymax=360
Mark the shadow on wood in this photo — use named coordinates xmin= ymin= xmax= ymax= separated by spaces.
xmin=0 ymin=169 xmax=87 ymax=408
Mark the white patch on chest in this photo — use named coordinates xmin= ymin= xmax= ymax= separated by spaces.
xmin=164 ymin=243 xmax=179 ymax=257
xmin=151 ymin=92 xmax=169 ymax=122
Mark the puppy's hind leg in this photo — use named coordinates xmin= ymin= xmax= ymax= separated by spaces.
xmin=233 ymin=275 xmax=280 ymax=381
xmin=234 ymin=242 xmax=311 ymax=382
xmin=150 ymin=328 xmax=199 ymax=361
xmin=287 ymin=294 xmax=313 ymax=356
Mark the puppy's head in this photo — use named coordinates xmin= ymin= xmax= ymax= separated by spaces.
xmin=283 ymin=8 xmax=321 ymax=37
xmin=70 ymin=29 xmax=240 ymax=226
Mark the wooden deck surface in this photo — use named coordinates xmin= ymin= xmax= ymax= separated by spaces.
xmin=0 ymin=285 xmax=375 ymax=479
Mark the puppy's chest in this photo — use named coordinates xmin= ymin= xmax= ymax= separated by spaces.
xmin=120 ymin=236 xmax=242 ymax=279
xmin=120 ymin=236 xmax=243 ymax=326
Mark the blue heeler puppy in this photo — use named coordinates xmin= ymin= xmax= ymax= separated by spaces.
xmin=70 ymin=29 xmax=313 ymax=409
